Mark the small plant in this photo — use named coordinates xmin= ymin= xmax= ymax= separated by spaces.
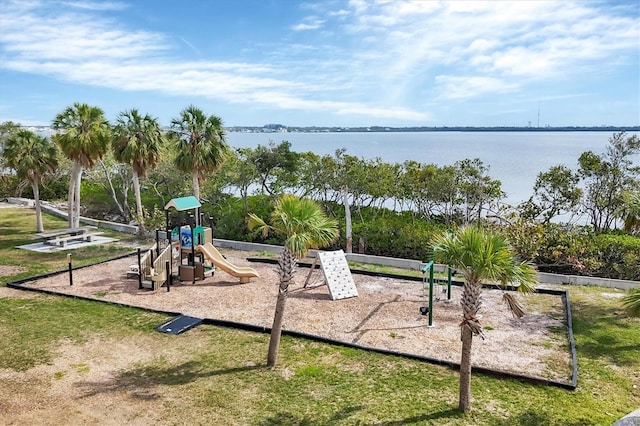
xmin=296 ymin=365 xmax=323 ymax=377
xmin=71 ymin=363 xmax=90 ymax=374
xmin=483 ymin=326 xmax=494 ymax=331
xmin=94 ymin=291 xmax=107 ymax=298
xmin=53 ymin=371 xmax=66 ymax=380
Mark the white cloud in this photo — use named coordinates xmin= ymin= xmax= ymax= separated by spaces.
xmin=0 ymin=0 xmax=637 ymax=125
xmin=61 ymin=1 xmax=128 ymax=11
xmin=291 ymin=16 xmax=325 ymax=31
xmin=435 ymin=76 xmax=519 ymax=100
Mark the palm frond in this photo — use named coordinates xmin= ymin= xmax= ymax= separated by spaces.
xmin=622 ymin=289 xmax=640 ymax=317
xmin=503 ymin=293 xmax=526 ymax=318
xmin=249 ymin=195 xmax=339 ymax=258
xmin=247 ymin=213 xmax=271 ymax=239
xmin=433 ymin=225 xmax=538 ymax=322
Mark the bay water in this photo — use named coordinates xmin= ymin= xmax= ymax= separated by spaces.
xmin=227 ymin=131 xmax=638 ymax=207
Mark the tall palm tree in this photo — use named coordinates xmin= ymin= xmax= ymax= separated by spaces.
xmin=52 ymin=103 xmax=110 ymax=228
xmin=248 ymin=195 xmax=339 ymax=367
xmin=169 ymin=105 xmax=229 ymax=202
xmin=432 ymin=226 xmax=537 ymax=413
xmin=113 ymin=109 xmax=164 ymax=230
xmin=3 ymin=129 xmax=59 ymax=232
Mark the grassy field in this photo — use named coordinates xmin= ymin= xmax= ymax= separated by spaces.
xmin=1 ymin=207 xmax=639 ymax=425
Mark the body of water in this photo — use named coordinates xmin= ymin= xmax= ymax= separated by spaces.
xmin=227 ymin=131 xmax=638 ymax=207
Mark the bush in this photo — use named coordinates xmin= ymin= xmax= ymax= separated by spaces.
xmin=592 ymin=233 xmax=640 ymax=280
xmin=505 ymin=220 xmax=640 ymax=280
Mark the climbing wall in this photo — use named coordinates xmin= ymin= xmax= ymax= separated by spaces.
xmin=318 ymin=250 xmax=358 ymax=300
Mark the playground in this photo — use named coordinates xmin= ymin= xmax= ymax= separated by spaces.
xmin=17 ymin=247 xmax=572 ymax=383
xmin=3 ymin=199 xmax=638 ymax=424
xmin=5 ymin=196 xmax=574 ymax=384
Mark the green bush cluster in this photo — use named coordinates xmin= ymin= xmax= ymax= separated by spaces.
xmin=208 ymin=196 xmax=639 ymax=281
xmin=505 ymin=221 xmax=639 ymax=280
xmin=350 ymin=213 xmax=445 ymax=260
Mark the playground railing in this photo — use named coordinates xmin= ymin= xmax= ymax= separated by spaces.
xmin=139 ymin=242 xmax=158 ymax=280
xmin=152 ymin=244 xmax=173 ymax=279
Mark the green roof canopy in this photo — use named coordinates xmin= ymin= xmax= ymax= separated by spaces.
xmin=164 ymin=196 xmax=201 ymax=212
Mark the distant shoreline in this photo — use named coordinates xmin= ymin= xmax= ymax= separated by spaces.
xmin=228 ymin=126 xmax=640 ymax=133
xmin=25 ymin=125 xmax=640 ymax=134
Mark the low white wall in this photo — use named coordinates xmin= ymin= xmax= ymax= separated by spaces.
xmin=8 ymin=199 xmax=638 ymax=291
xmin=213 ymin=238 xmax=639 ymax=290
xmin=537 ymin=272 xmax=638 ymax=290
xmin=35 ymin=202 xmax=139 ymax=234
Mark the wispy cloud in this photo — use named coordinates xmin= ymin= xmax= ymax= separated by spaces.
xmin=291 ymin=16 xmax=325 ymax=31
xmin=60 ymin=1 xmax=129 ymax=11
xmin=0 ymin=0 xmax=637 ymax=125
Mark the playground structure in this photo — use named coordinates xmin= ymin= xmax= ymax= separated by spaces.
xmin=195 ymin=242 xmax=259 ymax=284
xmin=420 ymin=261 xmax=454 ymax=327
xmin=303 ymin=250 xmax=359 ymax=300
xmin=133 ymin=196 xmax=259 ymax=290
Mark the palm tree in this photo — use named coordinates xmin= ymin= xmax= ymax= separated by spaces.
xmin=619 ymin=191 xmax=640 ymax=234
xmin=3 ymin=129 xmax=59 ymax=232
xmin=169 ymin=105 xmax=229 ymax=202
xmin=113 ymin=109 xmax=164 ymax=230
xmin=52 ymin=103 xmax=111 ymax=228
xmin=432 ymin=226 xmax=537 ymax=413
xmin=248 ymin=195 xmax=339 ymax=367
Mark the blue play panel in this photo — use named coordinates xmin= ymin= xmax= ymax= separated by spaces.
xmin=155 ymin=315 xmax=203 ymax=334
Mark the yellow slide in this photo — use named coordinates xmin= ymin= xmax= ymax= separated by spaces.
xmin=195 ymin=243 xmax=260 ymax=284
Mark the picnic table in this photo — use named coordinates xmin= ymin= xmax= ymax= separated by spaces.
xmin=35 ymin=226 xmax=103 ymax=247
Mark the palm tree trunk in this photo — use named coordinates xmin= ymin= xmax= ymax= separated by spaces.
xmin=67 ymin=162 xmax=79 ymax=228
xmin=32 ymin=181 xmax=43 ymax=233
xmin=343 ymin=187 xmax=352 ymax=253
xmin=74 ymin=164 xmax=83 ymax=228
xmin=133 ymin=171 xmax=144 ymax=231
xmin=459 ymin=326 xmax=473 ymax=412
xmin=458 ymin=276 xmax=482 ymax=413
xmin=193 ymin=172 xmax=200 ymax=201
xmin=267 ymin=247 xmax=295 ymax=367
xmin=267 ymin=287 xmax=288 ymax=367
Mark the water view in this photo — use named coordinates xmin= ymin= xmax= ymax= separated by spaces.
xmin=228 ymin=131 xmax=638 ymax=207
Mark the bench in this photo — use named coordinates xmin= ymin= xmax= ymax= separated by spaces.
xmin=35 ymin=226 xmax=94 ymax=240
xmin=45 ymin=232 xmax=104 ymax=247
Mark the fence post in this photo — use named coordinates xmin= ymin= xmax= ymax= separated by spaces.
xmin=137 ymin=248 xmax=142 ymax=290
xmin=68 ymin=254 xmax=73 ymax=286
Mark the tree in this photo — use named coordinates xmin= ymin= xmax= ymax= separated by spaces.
xmin=52 ymin=103 xmax=111 ymax=228
xmin=578 ymin=132 xmax=640 ymax=233
xmin=432 ymin=226 xmax=537 ymax=413
xmin=0 ymin=121 xmax=23 ymax=197
xmin=454 ymin=159 xmax=504 ymax=223
xmin=219 ymin=148 xmax=259 ymax=214
xmin=250 ymin=141 xmax=300 ymax=196
xmin=0 ymin=121 xmax=21 ymax=153
xmin=83 ymin=151 xmax=132 ymax=222
xmin=248 ymin=195 xmax=339 ymax=367
xmin=113 ymin=109 xmax=164 ymax=230
xmin=169 ymin=105 xmax=230 ymax=201
xmin=521 ymin=165 xmax=582 ymax=224
xmin=3 ymin=129 xmax=59 ymax=232
xmin=618 ymin=191 xmax=640 ymax=234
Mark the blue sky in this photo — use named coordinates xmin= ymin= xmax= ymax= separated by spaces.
xmin=0 ymin=0 xmax=638 ymax=128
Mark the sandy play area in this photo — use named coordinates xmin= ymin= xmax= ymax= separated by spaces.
xmin=15 ymin=248 xmax=572 ymax=383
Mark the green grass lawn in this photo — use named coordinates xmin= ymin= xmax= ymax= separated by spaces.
xmin=0 ymin=207 xmax=145 ymax=284
xmin=1 ymin=207 xmax=639 ymax=425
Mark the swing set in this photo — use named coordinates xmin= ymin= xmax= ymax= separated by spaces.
xmin=419 ymin=261 xmax=454 ymax=327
